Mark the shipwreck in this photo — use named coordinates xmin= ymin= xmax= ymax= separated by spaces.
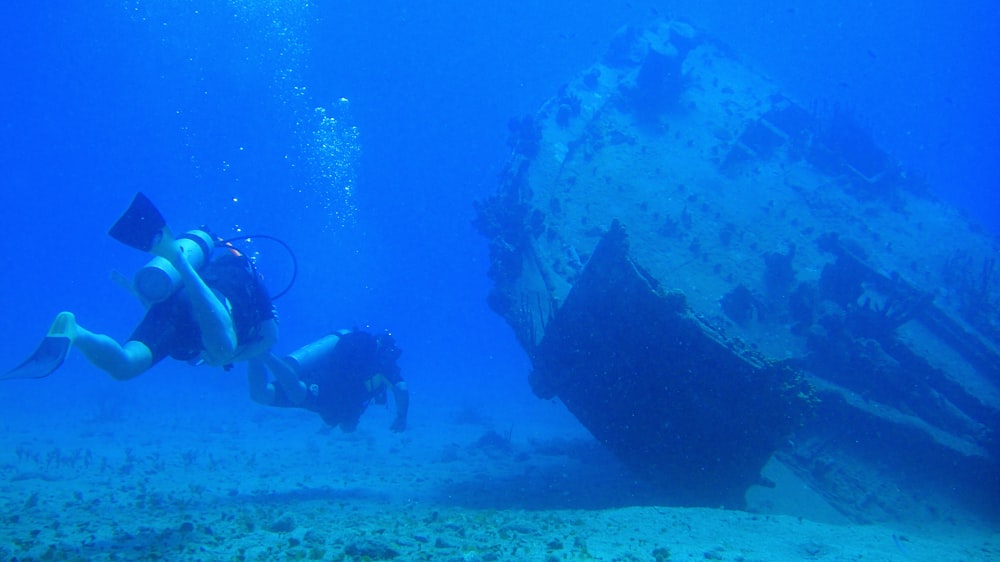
xmin=476 ymin=21 xmax=999 ymax=520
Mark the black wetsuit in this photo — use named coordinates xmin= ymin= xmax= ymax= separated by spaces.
xmin=129 ymin=251 xmax=276 ymax=365
xmin=272 ymin=331 xmax=403 ymax=430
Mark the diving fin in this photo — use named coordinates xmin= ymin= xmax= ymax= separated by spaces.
xmin=2 ymin=313 xmax=75 ymax=380
xmin=2 ymin=337 xmax=71 ymax=380
xmin=108 ymin=192 xmax=168 ymax=252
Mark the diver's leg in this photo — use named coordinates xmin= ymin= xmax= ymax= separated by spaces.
xmin=154 ymin=242 xmax=237 ymax=365
xmin=58 ymin=314 xmax=153 ymax=380
xmin=247 ymin=352 xmax=307 ymax=405
xmin=265 ymin=354 xmax=308 ymax=405
xmin=240 ymin=322 xmax=295 ymax=405
xmin=246 ymin=358 xmax=276 ymax=404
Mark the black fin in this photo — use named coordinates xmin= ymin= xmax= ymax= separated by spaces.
xmin=108 ymin=192 xmax=167 ymax=251
xmin=1 ymin=336 xmax=71 ymax=380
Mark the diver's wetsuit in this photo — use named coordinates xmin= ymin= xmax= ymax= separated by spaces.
xmin=129 ymin=251 xmax=276 ymax=365
xmin=271 ymin=331 xmax=403 ymax=431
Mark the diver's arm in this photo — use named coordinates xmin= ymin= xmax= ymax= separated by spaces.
xmin=229 ymin=318 xmax=279 ymax=364
xmin=155 ymin=241 xmax=237 ymax=365
xmin=390 ymin=381 xmax=409 ymax=432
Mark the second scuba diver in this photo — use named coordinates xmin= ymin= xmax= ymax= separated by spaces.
xmin=247 ymin=330 xmax=409 ymax=433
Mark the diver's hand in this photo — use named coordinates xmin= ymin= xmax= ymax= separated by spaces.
xmin=390 ymin=415 xmax=407 ymax=433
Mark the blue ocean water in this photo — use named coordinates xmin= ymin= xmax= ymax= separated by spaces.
xmin=0 ymin=0 xmax=997 ymax=526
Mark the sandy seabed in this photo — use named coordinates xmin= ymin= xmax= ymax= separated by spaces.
xmin=1 ymin=372 xmax=996 ymax=562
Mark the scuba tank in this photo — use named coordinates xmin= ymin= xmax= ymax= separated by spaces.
xmin=108 ymin=193 xmax=298 ymax=305
xmin=284 ymin=332 xmax=347 ymax=376
xmin=132 ymin=229 xmax=215 ymax=303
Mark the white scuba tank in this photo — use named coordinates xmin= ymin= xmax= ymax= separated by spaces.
xmin=285 ymin=332 xmax=346 ymax=374
xmin=132 ymin=230 xmax=215 ymax=304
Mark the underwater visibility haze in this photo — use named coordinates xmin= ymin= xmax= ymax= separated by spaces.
xmin=0 ymin=1 xmax=997 ymax=560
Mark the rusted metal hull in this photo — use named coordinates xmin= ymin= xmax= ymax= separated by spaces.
xmin=476 ymin=21 xmax=999 ymax=519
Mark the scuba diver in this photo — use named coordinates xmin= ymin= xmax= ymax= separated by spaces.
xmin=248 ymin=330 xmax=409 ymax=433
xmin=3 ymin=192 xmax=278 ymax=381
